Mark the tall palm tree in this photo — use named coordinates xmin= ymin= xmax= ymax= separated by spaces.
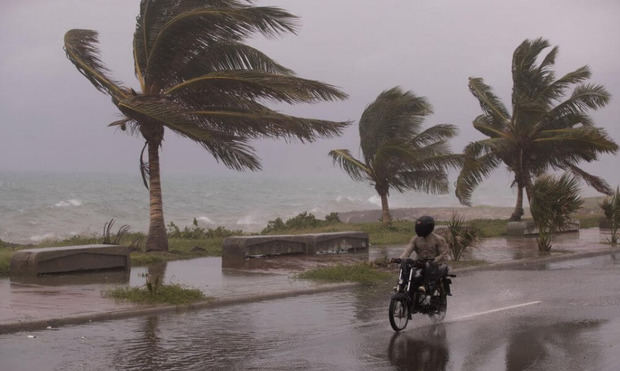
xmin=64 ymin=0 xmax=348 ymax=251
xmin=329 ymin=87 xmax=461 ymax=225
xmin=456 ymin=38 xmax=617 ymax=220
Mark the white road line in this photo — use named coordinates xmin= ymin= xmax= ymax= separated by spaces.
xmin=447 ymin=301 xmax=542 ymax=323
xmin=355 ymin=301 xmax=543 ymax=330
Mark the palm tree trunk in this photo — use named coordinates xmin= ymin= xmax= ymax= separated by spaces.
xmin=145 ymin=140 xmax=169 ymax=252
xmin=510 ymin=184 xmax=524 ymax=221
xmin=380 ymin=192 xmax=392 ymax=226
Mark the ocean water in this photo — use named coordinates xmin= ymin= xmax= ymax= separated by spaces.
xmin=0 ymin=171 xmax=518 ymax=243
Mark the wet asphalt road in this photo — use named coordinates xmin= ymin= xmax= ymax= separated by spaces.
xmin=1 ymin=254 xmax=620 ymax=370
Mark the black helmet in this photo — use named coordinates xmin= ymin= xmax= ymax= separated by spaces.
xmin=415 ymin=216 xmax=435 ymax=237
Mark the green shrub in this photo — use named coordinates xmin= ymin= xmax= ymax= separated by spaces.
xmin=167 ymin=219 xmax=242 ymax=239
xmin=440 ymin=214 xmax=479 ymax=261
xmin=262 ymin=212 xmax=341 ymax=234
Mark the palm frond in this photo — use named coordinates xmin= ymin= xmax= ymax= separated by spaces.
xmin=190 ymin=108 xmax=349 ymax=141
xmin=455 ymin=147 xmax=501 ymax=206
xmin=547 ymin=83 xmax=610 ymax=119
xmin=537 ymin=66 xmax=590 ymax=104
xmin=411 ymin=124 xmax=458 ymax=146
xmin=391 ymin=169 xmax=449 ymax=194
xmin=535 ymin=127 xmax=618 ymax=154
xmin=473 ymin=117 xmax=510 ymax=139
xmin=118 ymin=97 xmax=261 ymax=171
xmin=328 ymin=149 xmax=371 ymax=182
xmin=537 ymin=45 xmax=558 ymax=71
xmin=534 ymin=111 xmax=593 ymax=132
xmin=158 ymin=40 xmax=294 ymax=88
xmin=165 ymin=71 xmax=347 ymax=103
xmin=468 ymin=77 xmax=510 ymax=127
xmin=512 ymin=38 xmax=551 ymax=77
xmin=64 ymin=29 xmax=127 ymax=99
xmin=145 ymin=6 xmax=298 ymax=84
xmin=373 ymin=143 xmax=461 ymax=171
xmin=564 ymin=163 xmax=612 ymax=195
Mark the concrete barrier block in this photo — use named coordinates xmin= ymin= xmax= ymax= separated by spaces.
xmin=307 ymin=232 xmax=369 ymax=254
xmin=222 ymin=232 xmax=369 ymax=268
xmin=10 ymin=244 xmax=130 ymax=276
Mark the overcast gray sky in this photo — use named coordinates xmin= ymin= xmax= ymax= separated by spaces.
xmin=1 ymin=0 xmax=619 ymax=186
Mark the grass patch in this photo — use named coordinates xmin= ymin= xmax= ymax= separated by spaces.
xmin=104 ymin=284 xmax=208 ymax=305
xmin=0 ymin=248 xmax=12 ymax=276
xmin=297 ymin=263 xmax=391 ymax=284
xmin=467 ymin=219 xmax=508 ymax=238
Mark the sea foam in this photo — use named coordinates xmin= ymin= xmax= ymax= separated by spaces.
xmin=54 ymin=199 xmax=83 ymax=207
xmin=196 ymin=216 xmax=214 ymax=224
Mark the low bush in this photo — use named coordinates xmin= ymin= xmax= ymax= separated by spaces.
xmin=440 ymin=214 xmax=479 ymax=262
xmin=167 ymin=219 xmax=242 ymax=239
xmin=262 ymin=212 xmax=341 ymax=234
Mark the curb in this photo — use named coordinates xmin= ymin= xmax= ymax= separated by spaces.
xmin=0 ymin=282 xmax=357 ymax=335
xmin=1 ymin=247 xmax=617 ymax=335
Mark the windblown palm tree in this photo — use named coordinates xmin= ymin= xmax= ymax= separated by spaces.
xmin=456 ymin=38 xmax=617 ymax=220
xmin=64 ymin=1 xmax=348 ymax=251
xmin=329 ymin=87 xmax=461 ymax=225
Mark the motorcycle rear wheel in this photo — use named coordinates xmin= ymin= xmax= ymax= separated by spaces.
xmin=389 ymin=297 xmax=409 ymax=331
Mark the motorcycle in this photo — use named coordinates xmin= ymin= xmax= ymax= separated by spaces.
xmin=388 ymin=258 xmax=455 ymax=331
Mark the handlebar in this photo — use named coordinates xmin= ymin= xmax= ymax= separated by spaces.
xmin=390 ymin=258 xmax=432 ymax=266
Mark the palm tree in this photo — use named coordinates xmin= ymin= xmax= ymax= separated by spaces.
xmin=64 ymin=1 xmax=348 ymax=251
xmin=456 ymin=38 xmax=617 ymax=221
xmin=530 ymin=174 xmax=583 ymax=251
xmin=329 ymin=87 xmax=461 ymax=225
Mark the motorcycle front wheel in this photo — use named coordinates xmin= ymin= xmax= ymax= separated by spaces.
xmin=389 ymin=296 xmax=409 ymax=331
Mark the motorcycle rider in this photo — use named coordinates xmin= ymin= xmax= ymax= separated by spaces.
xmin=391 ymin=216 xmax=451 ymax=295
